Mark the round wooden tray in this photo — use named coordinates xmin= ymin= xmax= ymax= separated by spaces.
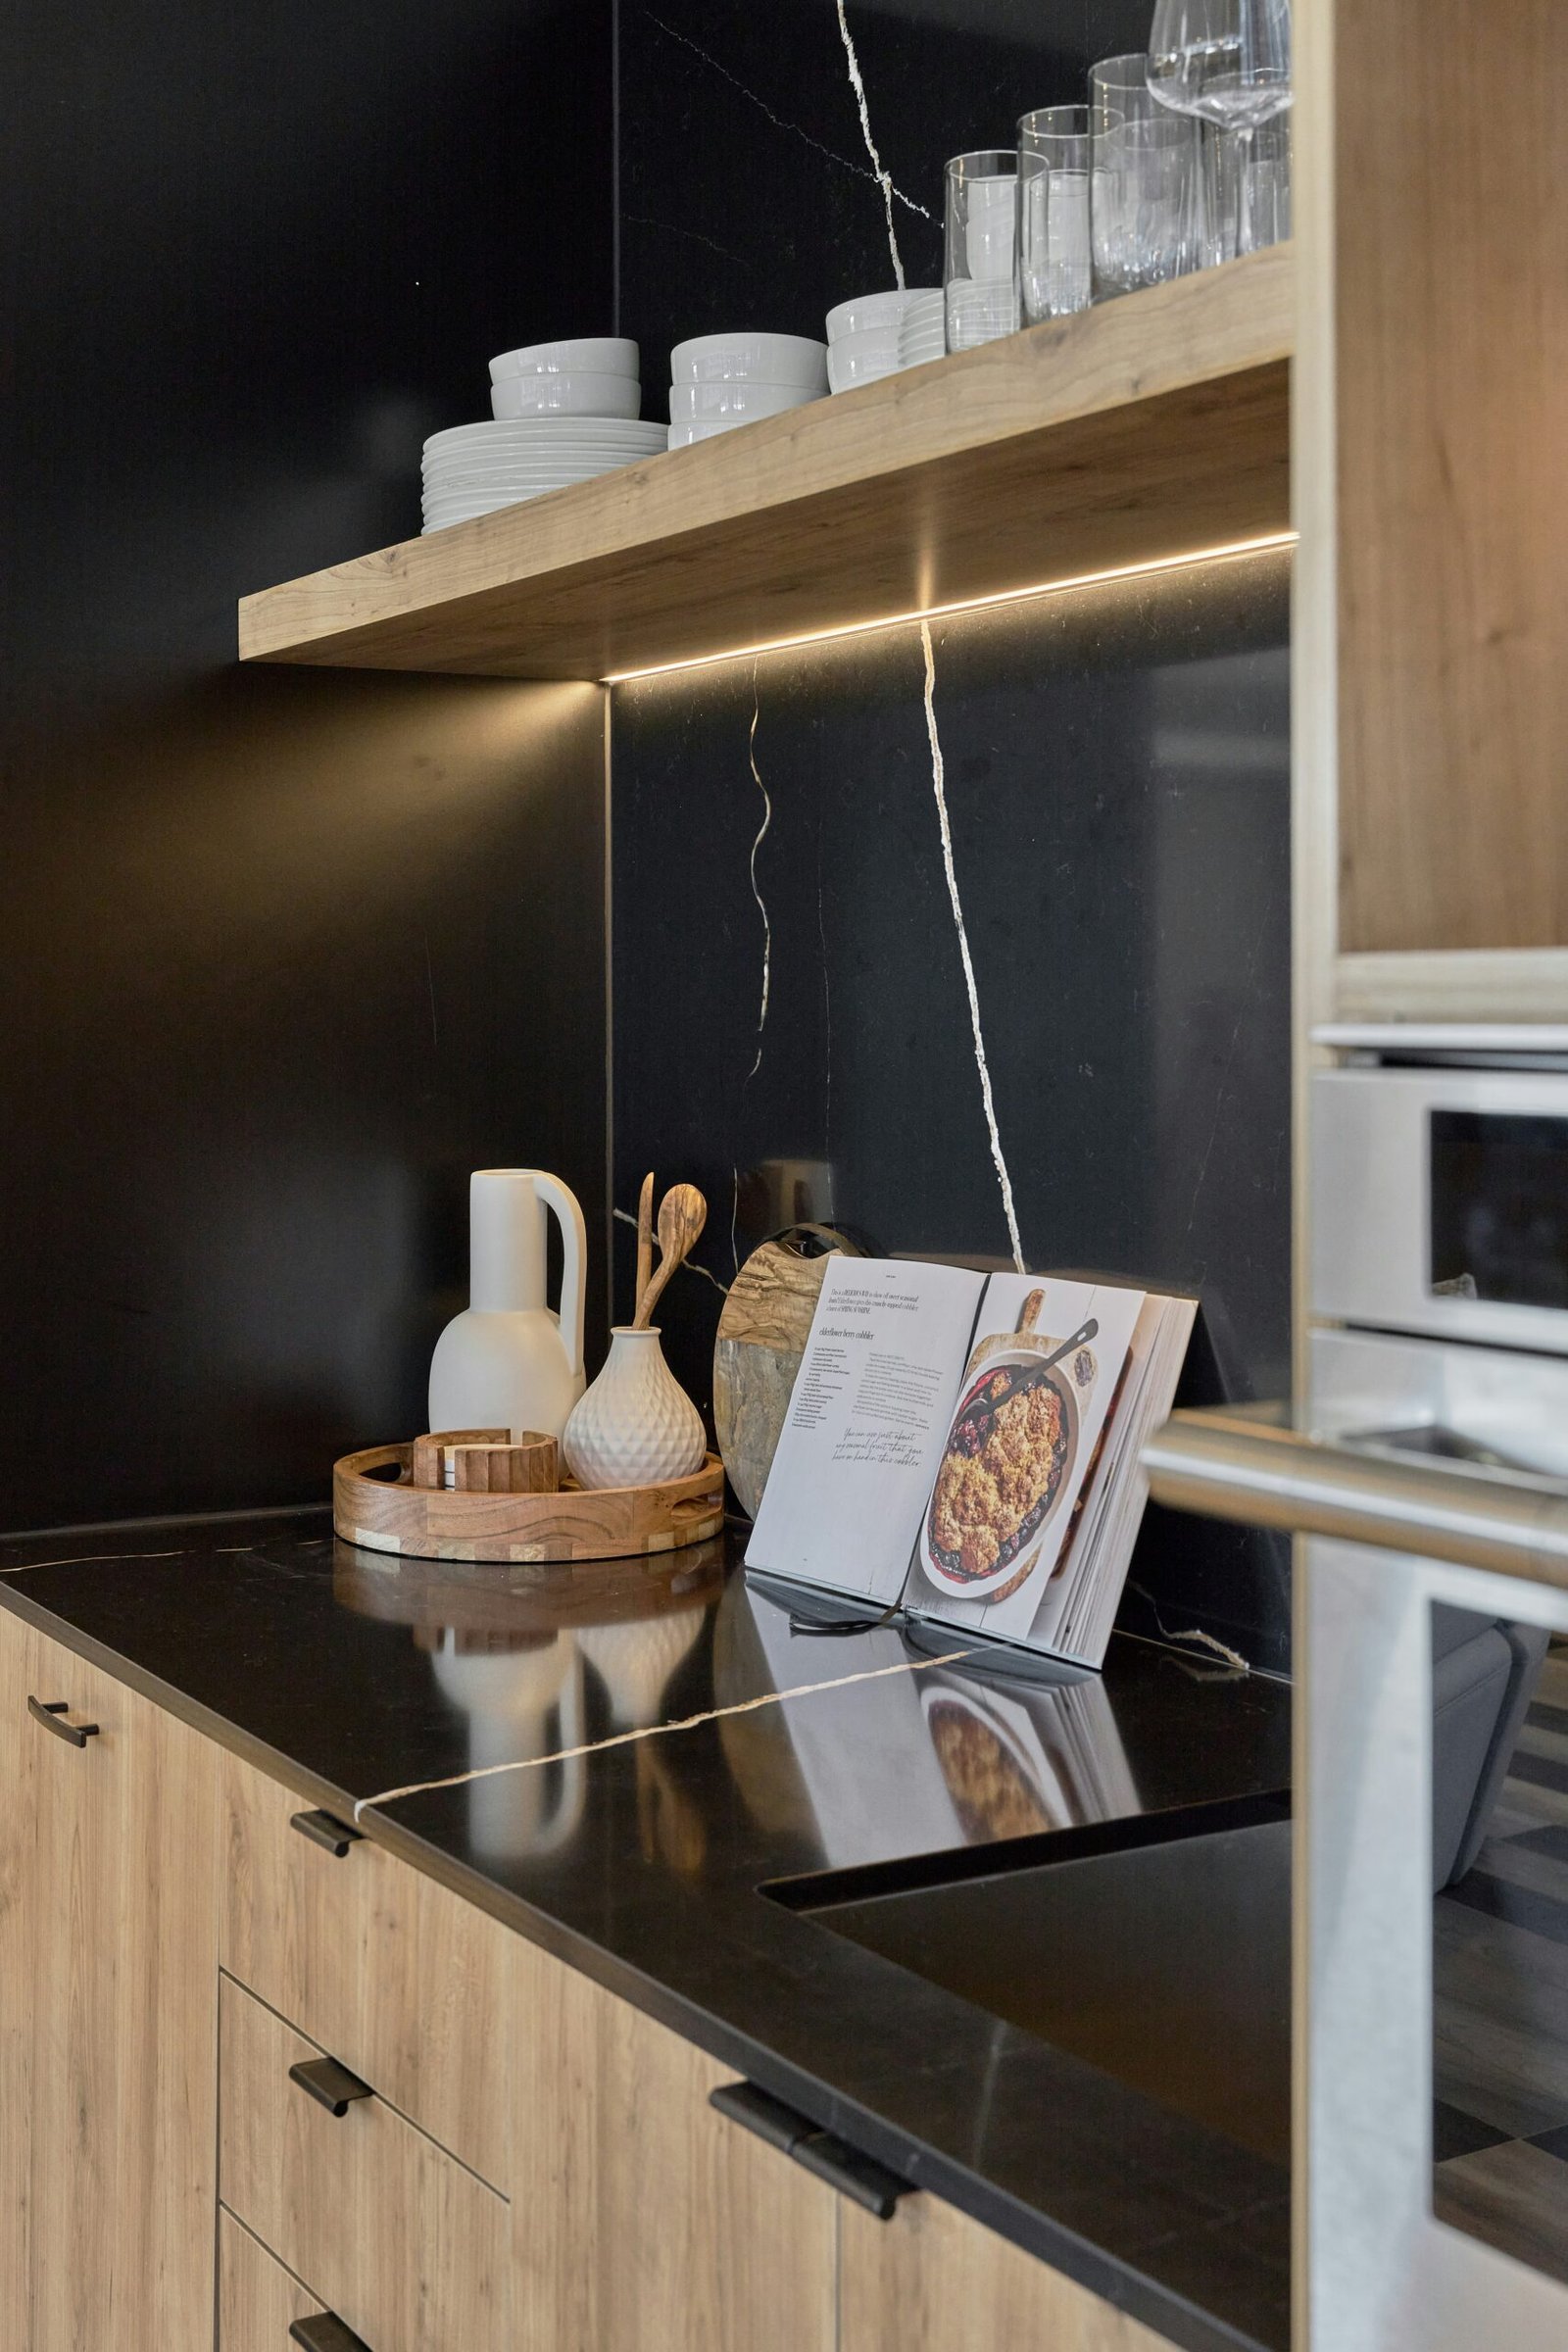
xmin=332 ymin=1443 xmax=726 ymax=1565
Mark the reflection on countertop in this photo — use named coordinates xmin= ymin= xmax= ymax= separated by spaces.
xmin=0 ymin=1511 xmax=1291 ymax=2352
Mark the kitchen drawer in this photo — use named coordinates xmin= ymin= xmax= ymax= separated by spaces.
xmin=218 ymin=2208 xmax=318 ymax=2347
xmin=220 ymin=1748 xmax=512 ymax=2189
xmin=220 ymin=1974 xmax=510 ymax=2352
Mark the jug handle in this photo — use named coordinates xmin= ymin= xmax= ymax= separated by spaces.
xmin=533 ymin=1173 xmax=586 ymax=1380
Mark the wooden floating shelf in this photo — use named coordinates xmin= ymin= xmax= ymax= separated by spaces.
xmin=239 ymin=243 xmax=1294 ymax=685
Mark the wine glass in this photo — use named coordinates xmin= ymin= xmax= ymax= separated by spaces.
xmin=1147 ymin=0 xmax=1292 ymax=252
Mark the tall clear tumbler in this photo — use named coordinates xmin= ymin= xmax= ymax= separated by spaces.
xmin=1089 ymin=54 xmax=1153 ymax=300
xmin=1017 ymin=107 xmax=1092 ymax=321
xmin=945 ymin=150 xmax=1022 ymax=351
xmin=1094 ymin=112 xmax=1203 ymax=295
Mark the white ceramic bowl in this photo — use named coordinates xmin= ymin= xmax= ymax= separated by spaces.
xmin=666 ymin=419 xmax=745 ymax=448
xmin=667 ymin=378 xmax=817 ymax=423
xmin=826 ymin=289 xmax=906 ymax=340
xmin=825 ymin=324 xmax=902 ymax=392
xmin=491 ymin=371 xmax=641 ymax=420
xmin=669 ymin=330 xmax=827 ymax=389
xmin=488 ymin=336 xmax=639 ymax=383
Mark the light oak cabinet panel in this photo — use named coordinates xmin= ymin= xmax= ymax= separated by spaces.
xmin=218 ymin=2207 xmax=318 ymax=2347
xmin=220 ymin=1972 xmax=510 ymax=2352
xmin=0 ymin=1616 xmax=220 ymax=2352
xmin=220 ymin=1746 xmax=512 ymax=2188
xmin=840 ymin=2192 xmax=1173 ymax=2352
xmin=512 ymin=1934 xmax=840 ymax=2352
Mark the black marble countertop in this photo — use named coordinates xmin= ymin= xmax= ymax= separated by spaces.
xmin=0 ymin=1512 xmax=1291 ymax=2352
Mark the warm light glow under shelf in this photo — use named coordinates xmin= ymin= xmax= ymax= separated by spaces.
xmin=602 ymin=531 xmax=1298 ymax=685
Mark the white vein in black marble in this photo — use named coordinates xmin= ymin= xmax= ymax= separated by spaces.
xmin=746 ymin=680 xmax=772 ymax=1084
xmin=920 ymin=619 xmax=1026 ymax=1273
xmin=834 ymin=0 xmax=906 ymax=285
xmin=643 ymin=9 xmax=929 ymax=221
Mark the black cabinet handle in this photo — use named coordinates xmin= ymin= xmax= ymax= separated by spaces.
xmin=289 ymin=2056 xmax=372 ymax=2117
xmin=27 ymin=1696 xmax=99 ymax=1748
xmin=290 ymin=1807 xmax=364 ymax=1858
xmin=710 ymin=2081 xmax=911 ymax=2220
xmin=290 ymin=2316 xmax=370 ymax=2352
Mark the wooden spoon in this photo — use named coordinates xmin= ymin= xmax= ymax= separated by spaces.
xmin=633 ymin=1184 xmax=708 ymax=1328
xmin=633 ymin=1171 xmax=655 ymax=1319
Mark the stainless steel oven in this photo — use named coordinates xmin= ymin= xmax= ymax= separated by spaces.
xmin=1143 ymin=1025 xmax=1568 ymax=2352
xmin=1312 ymin=1047 xmax=1568 ymax=1356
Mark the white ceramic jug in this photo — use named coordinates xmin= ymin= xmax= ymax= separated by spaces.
xmin=428 ymin=1169 xmax=586 ymax=1440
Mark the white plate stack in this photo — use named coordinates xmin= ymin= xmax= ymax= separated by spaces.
xmin=666 ymin=332 xmax=827 ymax=449
xmin=825 ymin=289 xmax=944 ymax=392
xmin=421 ymin=338 xmax=665 ymax=534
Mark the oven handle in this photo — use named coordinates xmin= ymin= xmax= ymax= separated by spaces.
xmin=1143 ymin=1408 xmax=1568 ymax=1591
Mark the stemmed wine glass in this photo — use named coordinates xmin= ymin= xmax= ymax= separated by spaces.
xmin=1147 ymin=0 xmax=1292 ymax=254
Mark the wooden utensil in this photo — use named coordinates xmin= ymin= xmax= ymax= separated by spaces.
xmin=634 ymin=1171 xmax=655 ymax=1319
xmin=633 ymin=1184 xmax=707 ymax=1328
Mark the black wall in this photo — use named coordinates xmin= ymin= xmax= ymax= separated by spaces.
xmin=0 ymin=0 xmax=613 ymax=1526
xmin=611 ymin=2 xmax=1294 ymax=1671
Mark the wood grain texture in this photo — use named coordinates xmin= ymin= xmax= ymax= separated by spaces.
xmin=220 ymin=1745 xmax=514 ymax=2189
xmin=0 ymin=1615 xmax=220 ymax=2351
xmin=449 ymin=1432 xmax=560 ymax=1493
xmin=839 ymin=2192 xmax=1172 ymax=2352
xmin=217 ymin=2207 xmax=318 ymax=2347
xmin=334 ymin=1440 xmax=724 ymax=1561
xmin=220 ymin=1975 xmax=509 ymax=2352
xmin=1334 ymin=0 xmax=1568 ymax=953
xmin=239 ymin=248 xmax=1293 ymax=682
xmin=712 ymin=1239 xmax=838 ymax=1516
xmin=511 ymin=1934 xmax=838 ymax=2351
xmin=413 ymin=1426 xmax=509 ymax=1488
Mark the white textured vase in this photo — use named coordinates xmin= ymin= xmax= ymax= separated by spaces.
xmin=562 ymin=1327 xmax=706 ymax=1491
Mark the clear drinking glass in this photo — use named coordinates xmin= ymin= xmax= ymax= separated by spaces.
xmin=1017 ymin=107 xmax=1093 ymax=321
xmin=1089 ymin=56 xmax=1154 ymax=299
xmin=1239 ymin=111 xmax=1292 ymax=249
xmin=1147 ymin=0 xmax=1293 ymax=253
xmin=1090 ymin=52 xmax=1155 ymax=133
xmin=1095 ymin=114 xmax=1203 ymax=294
xmin=945 ymin=151 xmax=1022 ymax=351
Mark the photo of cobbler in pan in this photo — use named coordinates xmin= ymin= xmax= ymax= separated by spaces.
xmin=924 ymin=1355 xmax=1079 ymax=1600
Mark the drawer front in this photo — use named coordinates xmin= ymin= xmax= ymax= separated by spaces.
xmin=220 ymin=1975 xmax=509 ymax=2352
xmin=218 ymin=2208 xmax=318 ymax=2347
xmin=220 ymin=1748 xmax=512 ymax=2188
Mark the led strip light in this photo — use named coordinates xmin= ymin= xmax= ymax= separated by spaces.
xmin=603 ymin=530 xmax=1298 ymax=685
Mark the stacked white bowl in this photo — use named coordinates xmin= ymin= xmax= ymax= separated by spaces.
xmin=421 ymin=338 xmax=665 ymax=534
xmin=825 ymin=288 xmax=944 ymax=391
xmin=666 ymin=332 xmax=827 ymax=449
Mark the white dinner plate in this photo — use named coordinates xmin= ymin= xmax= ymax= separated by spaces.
xmin=424 ymin=419 xmax=665 ymax=457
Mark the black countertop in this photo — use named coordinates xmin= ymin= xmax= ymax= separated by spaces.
xmin=0 ymin=1513 xmax=1291 ymax=2352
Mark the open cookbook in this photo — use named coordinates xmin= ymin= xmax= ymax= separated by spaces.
xmin=745 ymin=1258 xmax=1197 ymax=1671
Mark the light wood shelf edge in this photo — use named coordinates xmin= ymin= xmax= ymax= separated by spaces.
xmin=238 ymin=244 xmax=1294 ymax=683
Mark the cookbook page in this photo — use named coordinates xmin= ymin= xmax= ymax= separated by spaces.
xmin=905 ymin=1274 xmax=1147 ymax=1649
xmin=744 ymin=1256 xmax=984 ymax=1603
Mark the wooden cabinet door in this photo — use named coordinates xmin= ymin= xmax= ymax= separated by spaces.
xmin=512 ymin=1933 xmax=839 ymax=2352
xmin=0 ymin=1613 xmax=220 ymax=2351
xmin=840 ymin=2192 xmax=1171 ymax=2352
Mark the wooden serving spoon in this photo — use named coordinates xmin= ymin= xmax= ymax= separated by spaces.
xmin=633 ymin=1184 xmax=708 ymax=1328
xmin=634 ymin=1171 xmax=655 ymax=1316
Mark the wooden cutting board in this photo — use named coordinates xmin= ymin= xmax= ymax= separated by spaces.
xmin=712 ymin=1226 xmax=863 ymax=1518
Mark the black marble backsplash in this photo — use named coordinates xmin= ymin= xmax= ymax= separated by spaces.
xmin=609 ymin=5 xmax=1296 ymax=1673
xmin=611 ymin=554 xmax=1293 ymax=1673
xmin=618 ymin=0 xmax=1160 ymax=403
